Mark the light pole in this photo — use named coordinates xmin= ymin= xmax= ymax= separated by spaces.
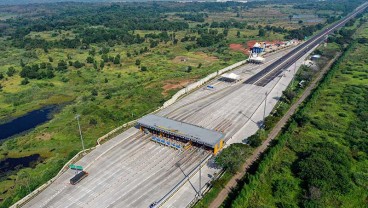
xmin=263 ymin=91 xmax=268 ymax=128
xmin=75 ymin=114 xmax=85 ymax=152
xmin=292 ymin=62 xmax=296 ymax=88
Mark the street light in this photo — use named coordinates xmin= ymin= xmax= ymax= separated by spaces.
xmin=263 ymin=91 xmax=268 ymax=128
xmin=75 ymin=114 xmax=85 ymax=152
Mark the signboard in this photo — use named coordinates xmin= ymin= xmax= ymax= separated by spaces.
xmin=69 ymin=164 xmax=83 ymax=171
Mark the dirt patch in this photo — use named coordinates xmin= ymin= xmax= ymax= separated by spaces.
xmin=162 ymin=79 xmax=193 ymax=96
xmin=36 ymin=132 xmax=53 ymax=141
xmin=229 ymin=44 xmax=248 ymax=54
xmin=172 ymin=56 xmax=191 ymax=64
xmin=172 ymin=53 xmax=219 ymax=64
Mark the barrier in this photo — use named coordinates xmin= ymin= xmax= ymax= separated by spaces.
xmin=151 ymin=136 xmax=182 ymax=150
xmin=161 ymin=60 xmax=247 ymax=109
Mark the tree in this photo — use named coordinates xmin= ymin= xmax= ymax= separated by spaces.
xmin=100 ymin=61 xmax=105 ymax=70
xmin=89 ymin=118 xmax=98 ymax=125
xmin=185 ymin=45 xmax=192 ymax=51
xmin=91 ymin=89 xmax=98 ymax=96
xmin=258 ymin=28 xmax=266 ymax=37
xmin=289 ymin=14 xmax=293 ymax=22
xmin=7 ymin=67 xmax=16 ymax=77
xmin=48 ymin=56 xmax=53 ymax=62
xmin=215 ymin=143 xmax=250 ymax=173
xmin=236 ymin=31 xmax=241 ymax=38
xmin=86 ymin=56 xmax=94 ymax=64
xmin=73 ymin=61 xmax=84 ymax=69
xmin=113 ymin=54 xmax=121 ymax=64
xmin=141 ymin=66 xmax=147 ymax=71
xmin=198 ymin=63 xmax=202 ymax=68
xmin=101 ymin=54 xmax=109 ymax=62
xmin=135 ymin=59 xmax=141 ymax=66
xmin=247 ymin=130 xmax=265 ymax=147
xmin=298 ymin=20 xmax=303 ymax=24
xmin=20 ymin=59 xmax=25 ymax=67
xmin=21 ymin=78 xmax=29 ymax=85
xmin=89 ymin=48 xmax=96 ymax=56
xmin=57 ymin=60 xmax=68 ymax=72
xmin=104 ymin=78 xmax=108 ymax=83
xmin=0 ymin=72 xmax=4 ymax=80
xmin=105 ymin=92 xmax=112 ymax=99
xmin=186 ymin=66 xmax=192 ymax=73
xmin=282 ymin=89 xmax=296 ymax=103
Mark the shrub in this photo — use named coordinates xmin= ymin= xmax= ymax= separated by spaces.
xmin=21 ymin=78 xmax=29 ymax=85
xmin=7 ymin=67 xmax=16 ymax=77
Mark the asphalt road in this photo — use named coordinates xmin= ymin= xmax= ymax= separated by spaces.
xmin=244 ymin=2 xmax=368 ymax=87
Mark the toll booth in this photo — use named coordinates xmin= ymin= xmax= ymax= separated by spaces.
xmin=137 ymin=114 xmax=225 ymax=154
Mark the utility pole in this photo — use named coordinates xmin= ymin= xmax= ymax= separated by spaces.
xmin=263 ymin=91 xmax=268 ymax=128
xmin=292 ymin=62 xmax=296 ymax=88
xmin=75 ymin=114 xmax=85 ymax=152
xmin=198 ymin=145 xmax=204 ymax=198
xmin=199 ymin=163 xmax=201 ymax=198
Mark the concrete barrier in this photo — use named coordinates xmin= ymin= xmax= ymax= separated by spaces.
xmin=162 ymin=60 xmax=247 ymax=108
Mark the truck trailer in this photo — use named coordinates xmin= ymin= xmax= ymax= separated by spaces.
xmin=70 ymin=171 xmax=88 ymax=185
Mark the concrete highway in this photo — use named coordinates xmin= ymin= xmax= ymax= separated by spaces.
xmin=23 ymin=47 xmax=296 ymax=208
xmin=22 ymin=4 xmax=368 ymax=207
xmin=245 ymin=1 xmax=368 ymax=87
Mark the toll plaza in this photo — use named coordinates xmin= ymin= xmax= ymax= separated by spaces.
xmin=137 ymin=114 xmax=225 ymax=154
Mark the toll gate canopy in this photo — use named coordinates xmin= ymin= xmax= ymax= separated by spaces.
xmin=137 ymin=114 xmax=224 ymax=149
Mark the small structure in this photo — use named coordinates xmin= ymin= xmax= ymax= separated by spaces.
xmin=137 ymin=114 xmax=225 ymax=154
xmin=311 ymin=54 xmax=321 ymax=61
xmin=220 ymin=73 xmax=241 ymax=82
xmin=248 ymin=56 xmax=265 ymax=64
xmin=251 ymin=42 xmax=264 ymax=54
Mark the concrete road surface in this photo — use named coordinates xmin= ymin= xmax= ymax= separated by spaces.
xmin=24 ymin=46 xmax=306 ymax=208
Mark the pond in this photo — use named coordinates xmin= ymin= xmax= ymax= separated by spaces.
xmin=0 ymin=105 xmax=59 ymax=141
xmin=0 ymin=154 xmax=41 ymax=176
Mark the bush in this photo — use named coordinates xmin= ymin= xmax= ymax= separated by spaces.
xmin=89 ymin=118 xmax=98 ymax=125
xmin=141 ymin=66 xmax=147 ymax=71
xmin=21 ymin=78 xmax=29 ymax=85
xmin=7 ymin=67 xmax=16 ymax=77
xmin=247 ymin=130 xmax=265 ymax=147
xmin=91 ymin=89 xmax=98 ymax=96
xmin=215 ymin=143 xmax=251 ymax=173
